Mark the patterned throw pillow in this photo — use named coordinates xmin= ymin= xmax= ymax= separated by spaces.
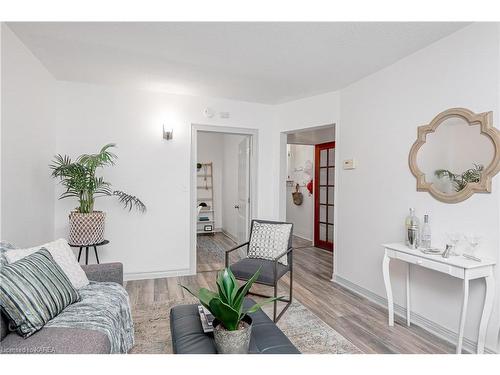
xmin=0 ymin=242 xmax=15 ymax=267
xmin=0 ymin=248 xmax=80 ymax=337
xmin=248 ymin=222 xmax=292 ymax=266
xmin=5 ymin=238 xmax=89 ymax=289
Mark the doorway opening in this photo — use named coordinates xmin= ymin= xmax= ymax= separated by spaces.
xmin=283 ymin=124 xmax=336 ymax=253
xmin=191 ymin=125 xmax=258 ymax=274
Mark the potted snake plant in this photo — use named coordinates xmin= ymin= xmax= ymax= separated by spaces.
xmin=50 ymin=143 xmax=146 ymax=246
xmin=182 ymin=267 xmax=280 ymax=354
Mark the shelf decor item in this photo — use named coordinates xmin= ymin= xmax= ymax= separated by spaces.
xmin=181 ymin=267 xmax=280 ymax=354
xmin=197 ymin=162 xmax=215 ymax=235
xmin=50 ymin=143 xmax=146 ymax=246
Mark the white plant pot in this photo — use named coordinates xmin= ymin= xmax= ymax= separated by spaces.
xmin=212 ymin=315 xmax=253 ymax=354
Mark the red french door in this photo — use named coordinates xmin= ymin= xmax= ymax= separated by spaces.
xmin=314 ymin=142 xmax=335 ymax=251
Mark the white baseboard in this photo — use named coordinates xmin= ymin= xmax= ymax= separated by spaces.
xmin=124 ymin=268 xmax=192 ymax=281
xmin=331 ymin=274 xmax=497 ymax=354
xmin=221 ymin=229 xmax=238 ymax=243
xmin=293 ymin=234 xmax=313 ymax=242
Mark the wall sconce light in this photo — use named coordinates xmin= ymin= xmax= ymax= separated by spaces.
xmin=163 ymin=125 xmax=173 ymax=140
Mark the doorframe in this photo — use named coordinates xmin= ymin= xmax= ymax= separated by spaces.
xmin=190 ymin=124 xmax=259 ymax=274
xmin=278 ymin=123 xmax=339 ymax=279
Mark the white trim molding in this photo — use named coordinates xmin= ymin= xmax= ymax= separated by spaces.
xmin=124 ymin=268 xmax=191 ymax=282
xmin=332 ymin=274 xmax=498 ymax=354
xmin=190 ymin=124 xmax=259 ymax=275
xmin=221 ymin=229 xmax=238 ymax=243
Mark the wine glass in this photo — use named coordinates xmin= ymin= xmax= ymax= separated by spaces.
xmin=446 ymin=232 xmax=461 ymax=256
xmin=464 ymin=234 xmax=482 ymax=256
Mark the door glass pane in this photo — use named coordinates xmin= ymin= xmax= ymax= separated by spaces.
xmin=320 ymin=168 xmax=327 ymax=185
xmin=328 ymin=187 xmax=334 ymax=203
xmin=328 ymin=167 xmax=335 ymax=185
xmin=328 ymin=148 xmax=335 ymax=166
xmin=320 ymin=205 xmax=326 ymax=222
xmin=327 ymin=224 xmax=334 ymax=243
xmin=319 ymin=224 xmax=326 ymax=241
xmin=320 ymin=149 xmax=328 ymax=167
xmin=320 ymin=187 xmax=327 ymax=204
xmin=328 ymin=205 xmax=334 ymax=224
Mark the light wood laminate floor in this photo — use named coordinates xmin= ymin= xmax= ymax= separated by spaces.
xmin=126 ymin=233 xmax=455 ymax=354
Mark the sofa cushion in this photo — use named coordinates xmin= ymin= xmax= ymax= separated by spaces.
xmin=0 ymin=242 xmax=15 ymax=341
xmin=229 ymin=258 xmax=289 ymax=286
xmin=45 ymin=281 xmax=134 ymax=354
xmin=248 ymin=222 xmax=292 ymax=266
xmin=0 ymin=248 xmax=80 ymax=337
xmin=0 ymin=241 xmax=15 ymax=267
xmin=5 ymin=238 xmax=89 ymax=289
xmin=0 ymin=311 xmax=9 ymax=342
xmin=0 ymin=327 xmax=110 ymax=354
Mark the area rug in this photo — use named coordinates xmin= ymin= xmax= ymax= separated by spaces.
xmin=130 ymin=297 xmax=360 ymax=354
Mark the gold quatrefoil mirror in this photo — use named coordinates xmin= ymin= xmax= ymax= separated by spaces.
xmin=409 ymin=108 xmax=500 ymax=203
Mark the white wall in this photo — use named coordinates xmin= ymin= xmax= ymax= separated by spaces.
xmin=53 ymin=81 xmax=275 ymax=279
xmin=272 ymin=23 xmax=500 ymax=353
xmin=336 ymin=23 xmax=500 ymax=352
xmin=286 ymin=144 xmax=314 ymax=240
xmin=221 ymin=133 xmax=247 ymax=240
xmin=1 ymin=24 xmax=56 ymax=246
xmin=197 ymin=132 xmax=224 ymax=230
xmin=274 ymin=91 xmax=340 ymax=221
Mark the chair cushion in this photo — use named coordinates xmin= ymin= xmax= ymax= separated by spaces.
xmin=248 ymin=222 xmax=292 ymax=266
xmin=230 ymin=258 xmax=289 ymax=286
xmin=0 ymin=248 xmax=80 ymax=337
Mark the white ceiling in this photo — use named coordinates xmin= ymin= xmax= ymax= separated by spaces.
xmin=8 ymin=22 xmax=469 ymax=104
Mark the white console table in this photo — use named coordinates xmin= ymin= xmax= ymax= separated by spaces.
xmin=382 ymin=243 xmax=496 ymax=354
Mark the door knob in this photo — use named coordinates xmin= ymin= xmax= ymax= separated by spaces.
xmin=234 ymin=205 xmax=240 ymax=209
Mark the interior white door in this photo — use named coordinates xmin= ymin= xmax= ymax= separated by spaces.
xmin=236 ymin=137 xmax=250 ymax=243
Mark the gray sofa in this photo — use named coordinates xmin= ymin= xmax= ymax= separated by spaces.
xmin=0 ymin=262 xmax=123 ymax=354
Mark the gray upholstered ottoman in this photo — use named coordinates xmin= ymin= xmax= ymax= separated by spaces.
xmin=170 ymin=298 xmax=300 ymax=354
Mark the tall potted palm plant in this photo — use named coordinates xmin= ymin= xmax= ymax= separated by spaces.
xmin=50 ymin=143 xmax=146 ymax=246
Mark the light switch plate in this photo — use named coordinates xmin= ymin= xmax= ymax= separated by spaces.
xmin=343 ymin=158 xmax=356 ymax=170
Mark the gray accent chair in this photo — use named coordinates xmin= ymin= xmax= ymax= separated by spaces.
xmin=0 ymin=262 xmax=123 ymax=354
xmin=225 ymin=219 xmax=293 ymax=322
